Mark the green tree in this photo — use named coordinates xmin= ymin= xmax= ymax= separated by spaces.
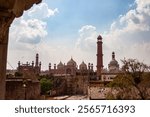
xmin=107 ymin=59 xmax=150 ymax=100
xmin=40 ymin=78 xmax=52 ymax=95
xmin=15 ymin=72 xmax=23 ymax=77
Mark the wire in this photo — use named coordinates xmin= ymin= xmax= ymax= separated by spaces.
xmin=7 ymin=61 xmax=15 ymax=70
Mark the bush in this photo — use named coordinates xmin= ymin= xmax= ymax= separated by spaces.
xmin=40 ymin=78 xmax=52 ymax=95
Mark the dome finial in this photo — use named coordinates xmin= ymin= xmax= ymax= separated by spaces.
xmin=112 ymin=51 xmax=115 ymax=59
xmin=97 ymin=34 xmax=102 ymax=41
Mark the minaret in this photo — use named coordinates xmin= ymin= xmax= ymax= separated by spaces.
xmin=91 ymin=63 xmax=93 ymax=71
xmin=18 ymin=61 xmax=21 ymax=72
xmin=49 ymin=63 xmax=51 ymax=71
xmin=32 ymin=61 xmax=34 ymax=67
xmin=54 ymin=64 xmax=56 ymax=69
xmin=18 ymin=61 xmax=20 ymax=67
xmin=35 ymin=53 xmax=39 ymax=67
xmin=39 ymin=61 xmax=41 ymax=72
xmin=88 ymin=63 xmax=91 ymax=70
xmin=97 ymin=35 xmax=103 ymax=78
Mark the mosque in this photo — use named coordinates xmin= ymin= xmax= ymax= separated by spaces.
xmin=9 ymin=34 xmax=120 ymax=98
xmin=45 ymin=34 xmax=120 ymax=81
xmin=48 ymin=58 xmax=94 ymax=77
xmin=16 ymin=34 xmax=120 ymax=81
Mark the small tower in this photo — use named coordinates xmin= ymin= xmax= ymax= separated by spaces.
xmin=88 ymin=63 xmax=91 ymax=70
xmin=32 ymin=61 xmax=34 ymax=67
xmin=26 ymin=61 xmax=28 ymax=66
xmin=18 ymin=61 xmax=20 ymax=67
xmin=91 ymin=63 xmax=93 ymax=71
xmin=97 ymin=35 xmax=103 ymax=78
xmin=35 ymin=53 xmax=39 ymax=67
xmin=39 ymin=61 xmax=41 ymax=72
xmin=108 ymin=52 xmax=119 ymax=72
xmin=49 ymin=63 xmax=51 ymax=70
xmin=54 ymin=64 xmax=56 ymax=69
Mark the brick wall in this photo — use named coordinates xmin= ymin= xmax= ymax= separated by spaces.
xmin=5 ymin=79 xmax=40 ymax=100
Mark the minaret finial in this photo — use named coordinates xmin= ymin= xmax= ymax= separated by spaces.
xmin=112 ymin=52 xmax=115 ymax=59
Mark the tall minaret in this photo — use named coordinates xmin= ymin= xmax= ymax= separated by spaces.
xmin=97 ymin=35 xmax=103 ymax=78
xmin=35 ymin=53 xmax=39 ymax=67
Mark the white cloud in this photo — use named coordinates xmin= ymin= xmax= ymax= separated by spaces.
xmin=7 ymin=2 xmax=58 ymax=70
xmin=75 ymin=25 xmax=98 ymax=52
xmin=102 ymin=0 xmax=150 ymax=67
xmin=28 ymin=3 xmax=59 ymax=19
xmin=75 ymin=0 xmax=150 ymax=68
xmin=12 ymin=19 xmax=47 ymax=45
xmin=7 ymin=0 xmax=150 ymax=71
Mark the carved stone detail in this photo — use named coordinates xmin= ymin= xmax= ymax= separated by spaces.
xmin=0 ymin=11 xmax=15 ymax=43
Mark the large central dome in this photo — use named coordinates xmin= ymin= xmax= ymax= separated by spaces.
xmin=67 ymin=58 xmax=77 ymax=67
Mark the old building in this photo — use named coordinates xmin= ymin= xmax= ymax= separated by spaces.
xmin=5 ymin=77 xmax=40 ymax=100
xmin=5 ymin=54 xmax=41 ymax=100
xmin=49 ymin=58 xmax=93 ymax=77
xmin=47 ymin=58 xmax=95 ymax=96
xmin=17 ymin=53 xmax=41 ymax=77
xmin=101 ymin=52 xmax=121 ymax=82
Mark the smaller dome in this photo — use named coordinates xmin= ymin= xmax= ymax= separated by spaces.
xmin=67 ymin=58 xmax=77 ymax=67
xmin=79 ymin=61 xmax=87 ymax=70
xmin=108 ymin=52 xmax=119 ymax=72
xmin=109 ymin=59 xmax=119 ymax=67
xmin=57 ymin=61 xmax=64 ymax=69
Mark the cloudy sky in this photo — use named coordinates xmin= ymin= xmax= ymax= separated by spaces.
xmin=7 ymin=0 xmax=150 ymax=70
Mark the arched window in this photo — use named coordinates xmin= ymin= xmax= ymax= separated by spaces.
xmin=66 ymin=68 xmax=71 ymax=74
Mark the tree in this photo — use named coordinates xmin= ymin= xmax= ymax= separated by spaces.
xmin=15 ymin=72 xmax=23 ymax=77
xmin=40 ymin=78 xmax=52 ymax=95
xmin=107 ymin=59 xmax=150 ymax=100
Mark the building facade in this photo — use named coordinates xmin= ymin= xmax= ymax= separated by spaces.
xmin=48 ymin=58 xmax=94 ymax=77
xmin=17 ymin=53 xmax=41 ymax=77
xmin=95 ymin=34 xmax=120 ymax=82
xmin=5 ymin=53 xmax=41 ymax=100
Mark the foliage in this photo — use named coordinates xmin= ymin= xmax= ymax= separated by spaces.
xmin=15 ymin=72 xmax=23 ymax=77
xmin=107 ymin=59 xmax=150 ymax=100
xmin=38 ymin=74 xmax=54 ymax=81
xmin=40 ymin=78 xmax=52 ymax=95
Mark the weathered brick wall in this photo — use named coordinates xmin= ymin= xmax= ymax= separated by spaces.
xmin=50 ymin=75 xmax=88 ymax=96
xmin=5 ymin=80 xmax=40 ymax=100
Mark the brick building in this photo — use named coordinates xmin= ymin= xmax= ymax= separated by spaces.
xmin=5 ymin=54 xmax=41 ymax=100
xmin=48 ymin=58 xmax=94 ymax=77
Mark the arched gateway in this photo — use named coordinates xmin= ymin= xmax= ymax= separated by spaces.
xmin=0 ymin=0 xmax=42 ymax=99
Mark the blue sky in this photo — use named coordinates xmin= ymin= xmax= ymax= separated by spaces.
xmin=8 ymin=0 xmax=150 ymax=70
xmin=44 ymin=0 xmax=134 ymax=40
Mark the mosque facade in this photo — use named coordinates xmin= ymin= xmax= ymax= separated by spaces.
xmin=96 ymin=34 xmax=121 ymax=82
xmin=48 ymin=58 xmax=94 ymax=77
xmin=7 ymin=34 xmax=120 ymax=98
